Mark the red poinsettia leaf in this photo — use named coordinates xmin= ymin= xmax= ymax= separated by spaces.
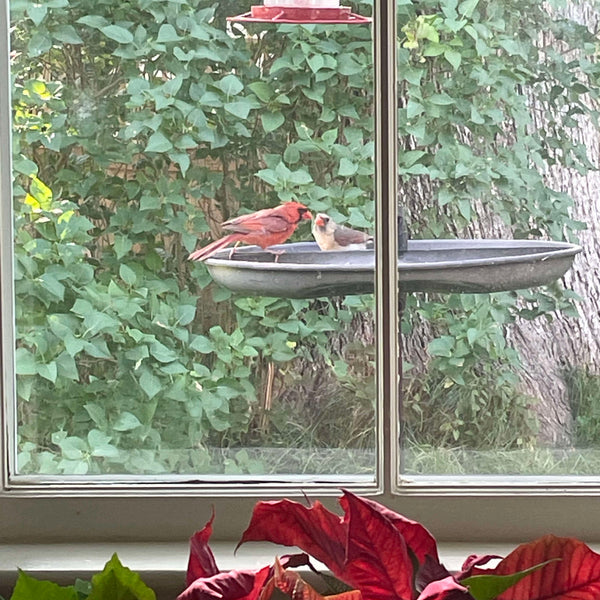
xmin=416 ymin=556 xmax=453 ymax=593
xmin=459 ymin=555 xmax=503 ymax=579
xmin=237 ymin=499 xmax=347 ymax=574
xmin=178 ymin=566 xmax=271 ymax=600
xmin=187 ymin=509 xmax=220 ymax=585
xmin=416 ymin=576 xmax=473 ymax=600
xmin=351 ymin=495 xmax=439 ymax=564
xmin=482 ymin=535 xmax=600 ymax=600
xmin=338 ymin=491 xmax=414 ymax=600
xmin=263 ymin=558 xmax=364 ymax=600
xmin=280 ymin=553 xmax=313 ymax=569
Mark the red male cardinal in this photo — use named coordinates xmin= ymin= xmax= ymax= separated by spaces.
xmin=188 ymin=201 xmax=312 ymax=261
xmin=312 ymin=213 xmax=373 ymax=251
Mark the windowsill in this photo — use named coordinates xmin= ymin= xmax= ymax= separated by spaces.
xmin=0 ymin=541 xmax=521 ymax=600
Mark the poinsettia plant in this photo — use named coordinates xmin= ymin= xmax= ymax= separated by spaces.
xmin=178 ymin=491 xmax=600 ymax=600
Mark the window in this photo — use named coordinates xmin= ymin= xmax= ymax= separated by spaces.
xmin=2 ymin=0 xmax=600 ymax=547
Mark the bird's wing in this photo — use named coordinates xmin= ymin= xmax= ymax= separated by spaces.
xmin=333 ymin=226 xmax=371 ymax=246
xmin=223 ymin=212 xmax=291 ymax=235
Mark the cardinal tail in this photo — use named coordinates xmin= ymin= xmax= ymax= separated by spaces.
xmin=188 ymin=235 xmax=237 ymax=262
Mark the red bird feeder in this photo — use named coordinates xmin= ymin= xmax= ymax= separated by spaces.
xmin=228 ymin=0 xmax=371 ymax=24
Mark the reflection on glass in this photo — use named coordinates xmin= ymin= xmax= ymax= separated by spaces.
xmin=397 ymin=2 xmax=600 ymax=475
xmin=11 ymin=2 xmax=376 ymax=477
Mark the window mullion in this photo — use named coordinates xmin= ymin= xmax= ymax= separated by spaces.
xmin=374 ymin=0 xmax=399 ymax=495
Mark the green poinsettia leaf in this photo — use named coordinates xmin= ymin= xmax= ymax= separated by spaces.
xmin=10 ymin=570 xmax=79 ymax=600
xmin=462 ymin=559 xmax=559 ymax=600
xmin=87 ymin=554 xmax=155 ymax=600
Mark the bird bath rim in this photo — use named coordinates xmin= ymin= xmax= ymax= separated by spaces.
xmin=202 ymin=239 xmax=582 ymax=298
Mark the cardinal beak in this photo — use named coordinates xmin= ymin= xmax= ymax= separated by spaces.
xmin=315 ymin=214 xmax=326 ymax=227
xmin=303 ymin=210 xmax=313 ymax=220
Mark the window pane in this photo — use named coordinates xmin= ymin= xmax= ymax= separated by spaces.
xmin=397 ymin=1 xmax=600 ymax=476
xmin=10 ymin=1 xmax=376 ymax=479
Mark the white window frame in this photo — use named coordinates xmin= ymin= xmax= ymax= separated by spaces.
xmin=2 ymin=0 xmax=600 ymax=547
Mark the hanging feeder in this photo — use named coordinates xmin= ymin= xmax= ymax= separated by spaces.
xmin=228 ymin=0 xmax=372 ymax=25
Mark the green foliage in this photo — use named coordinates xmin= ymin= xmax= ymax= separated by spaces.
xmin=8 ymin=555 xmax=154 ymax=600
xmin=402 ymin=292 xmax=538 ymax=450
xmin=566 ymin=367 xmax=600 ymax=448
xmin=11 ymin=0 xmax=377 ymax=474
xmin=10 ymin=0 xmax=600 ymax=475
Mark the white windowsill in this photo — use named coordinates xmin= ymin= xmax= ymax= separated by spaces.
xmin=0 ymin=541 xmax=521 ymax=600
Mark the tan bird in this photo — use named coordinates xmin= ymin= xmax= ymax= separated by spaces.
xmin=312 ymin=213 xmax=373 ymax=251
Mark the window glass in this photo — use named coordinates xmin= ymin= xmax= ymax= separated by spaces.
xmin=397 ymin=0 xmax=600 ymax=477
xmin=9 ymin=0 xmax=377 ymax=479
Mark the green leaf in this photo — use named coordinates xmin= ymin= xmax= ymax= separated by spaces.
xmin=249 ymin=81 xmax=273 ymax=102
xmin=84 ymin=403 xmax=107 ymax=427
xmin=77 ymin=15 xmax=109 ymax=29
xmin=87 ymin=554 xmax=156 ymax=600
xmin=458 ymin=0 xmax=479 ymax=17
xmin=13 ymin=156 xmax=38 ymax=176
xmin=190 ymin=335 xmax=214 ymax=353
xmin=52 ymin=25 xmax=84 ymax=44
xmin=307 ymin=54 xmax=325 ymax=73
xmin=428 ymin=336 xmax=455 ymax=357
xmin=224 ymin=101 xmax=253 ymax=119
xmin=114 ymin=236 xmax=133 ymax=260
xmin=218 ymin=74 xmax=244 ymax=96
xmin=10 ymin=570 xmax=78 ymax=600
xmin=169 ymin=151 xmax=191 ymax=177
xmin=406 ymin=100 xmax=424 ymax=119
xmin=156 ymin=24 xmax=181 ymax=42
xmin=139 ymin=371 xmax=162 ymax=399
xmin=463 ymin=560 xmax=558 ymax=600
xmin=113 ymin=412 xmax=142 ymax=432
xmin=119 ymin=264 xmax=137 ymax=286
xmin=177 ymin=305 xmax=196 ymax=326
xmin=56 ymin=351 xmax=79 ymax=381
xmin=58 ymin=436 xmax=87 ymax=460
xmin=428 ymin=93 xmax=455 ymax=106
xmin=149 ymin=341 xmax=178 ymax=363
xmin=26 ymin=4 xmax=48 ymax=26
xmin=101 ymin=25 xmax=134 ymax=44
xmin=444 ymin=49 xmax=462 ymax=70
xmin=145 ymin=132 xmax=172 ymax=153
xmin=261 ymin=112 xmax=285 ymax=133
xmin=27 ymin=31 xmax=52 ymax=56
xmin=458 ymin=198 xmax=471 ymax=221
xmin=15 ymin=347 xmax=37 ymax=375
xmin=338 ymin=158 xmax=358 ymax=177
xmin=37 ymin=361 xmax=58 ymax=383
xmin=466 ymin=327 xmax=480 ymax=345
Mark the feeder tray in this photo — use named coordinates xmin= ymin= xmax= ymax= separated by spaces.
xmin=203 ymin=239 xmax=582 ymax=299
xmin=228 ymin=5 xmax=371 ymax=24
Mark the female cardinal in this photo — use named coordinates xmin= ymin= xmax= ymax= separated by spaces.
xmin=312 ymin=213 xmax=373 ymax=251
xmin=188 ymin=201 xmax=312 ymax=261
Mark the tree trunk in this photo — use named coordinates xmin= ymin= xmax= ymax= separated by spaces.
xmin=402 ymin=1 xmax=600 ymax=447
xmin=502 ymin=1 xmax=600 ymax=446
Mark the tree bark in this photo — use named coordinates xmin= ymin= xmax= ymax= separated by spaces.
xmin=503 ymin=1 xmax=600 ymax=445
xmin=402 ymin=1 xmax=600 ymax=447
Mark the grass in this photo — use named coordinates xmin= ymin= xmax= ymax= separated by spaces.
xmin=402 ymin=445 xmax=600 ymax=476
xmin=565 ymin=367 xmax=600 ymax=448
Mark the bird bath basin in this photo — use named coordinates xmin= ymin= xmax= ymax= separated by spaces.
xmin=203 ymin=239 xmax=581 ymax=299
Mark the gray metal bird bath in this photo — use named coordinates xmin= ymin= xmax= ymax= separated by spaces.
xmin=203 ymin=239 xmax=581 ymax=299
